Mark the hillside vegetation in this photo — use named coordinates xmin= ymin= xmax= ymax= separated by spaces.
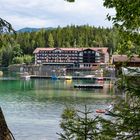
xmin=0 ymin=25 xmax=137 ymax=66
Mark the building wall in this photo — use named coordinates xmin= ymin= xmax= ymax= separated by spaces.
xmin=34 ymin=48 xmax=109 ymax=69
xmin=104 ymin=53 xmax=109 ymax=63
xmin=36 ymin=49 xmax=78 ymax=64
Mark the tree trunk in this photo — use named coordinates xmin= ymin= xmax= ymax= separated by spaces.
xmin=0 ymin=107 xmax=14 ymax=140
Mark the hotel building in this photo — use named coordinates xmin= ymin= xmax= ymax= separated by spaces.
xmin=33 ymin=47 xmax=109 ymax=69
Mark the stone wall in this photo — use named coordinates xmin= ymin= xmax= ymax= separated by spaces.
xmin=9 ymin=64 xmax=66 ymax=76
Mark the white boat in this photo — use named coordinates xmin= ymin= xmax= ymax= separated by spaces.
xmin=84 ymin=75 xmax=95 ymax=78
xmin=58 ymin=76 xmax=72 ymax=80
xmin=20 ymin=75 xmax=30 ymax=80
xmin=20 ymin=72 xmax=30 ymax=80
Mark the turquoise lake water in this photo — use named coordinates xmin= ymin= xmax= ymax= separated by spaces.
xmin=0 ymin=73 xmax=113 ymax=140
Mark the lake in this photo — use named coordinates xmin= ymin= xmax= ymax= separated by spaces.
xmin=0 ymin=74 xmax=113 ymax=140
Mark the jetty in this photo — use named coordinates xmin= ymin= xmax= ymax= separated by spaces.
xmin=29 ymin=75 xmax=115 ymax=81
xmin=74 ymin=84 xmax=103 ymax=89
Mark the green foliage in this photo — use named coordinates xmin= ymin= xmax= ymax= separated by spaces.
xmin=0 ymin=24 xmax=139 ymax=66
xmin=98 ymin=76 xmax=140 ymax=140
xmin=23 ymin=55 xmax=32 ymax=65
xmin=12 ymin=44 xmax=23 ymax=57
xmin=102 ymin=1 xmax=140 ymax=138
xmin=103 ymin=0 xmax=140 ymax=32
xmin=12 ymin=56 xmax=24 ymax=64
xmin=1 ymin=50 xmax=11 ymax=66
xmin=103 ymin=0 xmax=140 ymax=55
xmin=0 ymin=18 xmax=16 ymax=66
xmin=12 ymin=55 xmax=32 ymax=65
xmin=48 ymin=33 xmax=54 ymax=48
xmin=59 ymin=83 xmax=140 ymax=140
xmin=116 ymin=40 xmax=134 ymax=55
xmin=58 ymin=106 xmax=99 ymax=140
xmin=0 ymin=25 xmax=121 ymax=66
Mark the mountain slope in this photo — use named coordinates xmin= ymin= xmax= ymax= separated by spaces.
xmin=17 ymin=27 xmax=53 ymax=33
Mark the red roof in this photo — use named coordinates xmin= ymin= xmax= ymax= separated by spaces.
xmin=88 ymin=47 xmax=108 ymax=54
xmin=33 ymin=47 xmax=108 ymax=54
xmin=33 ymin=48 xmax=54 ymax=53
xmin=61 ymin=48 xmax=81 ymax=51
xmin=112 ymin=55 xmax=140 ymax=63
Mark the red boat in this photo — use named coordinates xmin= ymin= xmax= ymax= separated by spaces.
xmin=96 ymin=109 xmax=106 ymax=113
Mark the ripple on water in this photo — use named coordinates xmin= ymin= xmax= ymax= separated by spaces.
xmin=0 ymin=78 xmax=112 ymax=140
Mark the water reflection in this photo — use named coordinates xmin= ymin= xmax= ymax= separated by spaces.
xmin=0 ymin=78 xmax=113 ymax=140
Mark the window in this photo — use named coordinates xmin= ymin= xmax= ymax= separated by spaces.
xmin=79 ymin=52 xmax=83 ymax=56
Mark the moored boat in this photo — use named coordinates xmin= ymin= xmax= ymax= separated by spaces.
xmin=20 ymin=72 xmax=30 ymax=80
xmin=96 ymin=109 xmax=106 ymax=113
xmin=20 ymin=75 xmax=30 ymax=80
xmin=51 ymin=75 xmax=58 ymax=80
xmin=58 ymin=76 xmax=72 ymax=80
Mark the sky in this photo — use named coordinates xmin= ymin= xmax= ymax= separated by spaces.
xmin=0 ymin=0 xmax=115 ymax=30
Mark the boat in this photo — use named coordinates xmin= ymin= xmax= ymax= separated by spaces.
xmin=20 ymin=72 xmax=30 ymax=80
xmin=51 ymin=75 xmax=58 ymax=80
xmin=58 ymin=76 xmax=72 ymax=80
xmin=96 ymin=104 xmax=114 ymax=115
xmin=20 ymin=75 xmax=30 ymax=80
xmin=64 ymin=76 xmax=72 ymax=80
xmin=74 ymin=84 xmax=103 ymax=89
xmin=97 ymin=77 xmax=104 ymax=81
xmin=96 ymin=109 xmax=113 ymax=115
xmin=96 ymin=109 xmax=106 ymax=113
xmin=84 ymin=75 xmax=95 ymax=78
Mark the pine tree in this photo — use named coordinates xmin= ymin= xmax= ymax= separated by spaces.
xmin=48 ymin=33 xmax=54 ymax=48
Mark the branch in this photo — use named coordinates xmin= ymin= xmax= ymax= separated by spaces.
xmin=0 ymin=18 xmax=15 ymax=34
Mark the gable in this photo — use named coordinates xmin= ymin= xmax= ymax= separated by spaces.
xmin=53 ymin=48 xmax=62 ymax=53
xmin=83 ymin=48 xmax=96 ymax=54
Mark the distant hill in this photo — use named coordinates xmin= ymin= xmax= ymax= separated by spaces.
xmin=17 ymin=27 xmax=54 ymax=33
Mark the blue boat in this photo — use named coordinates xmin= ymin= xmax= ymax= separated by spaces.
xmin=51 ymin=75 xmax=58 ymax=80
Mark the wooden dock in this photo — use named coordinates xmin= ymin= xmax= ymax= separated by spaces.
xmin=74 ymin=84 xmax=103 ymax=89
xmin=29 ymin=75 xmax=115 ymax=81
xmin=30 ymin=75 xmax=51 ymax=79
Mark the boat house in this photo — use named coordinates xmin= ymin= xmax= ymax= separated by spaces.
xmin=112 ymin=55 xmax=140 ymax=68
xmin=111 ymin=55 xmax=140 ymax=75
